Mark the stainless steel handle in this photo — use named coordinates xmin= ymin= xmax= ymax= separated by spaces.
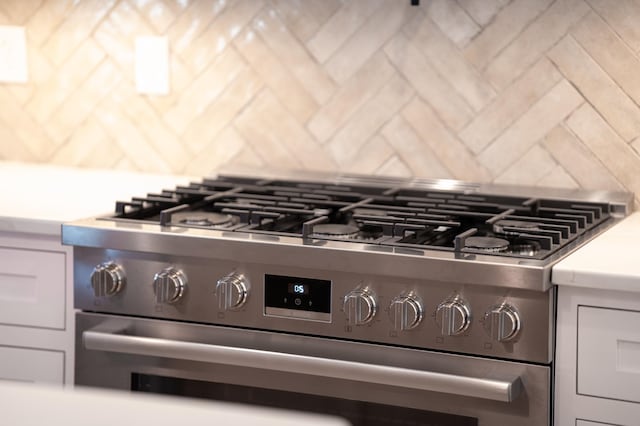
xmin=83 ymin=329 xmax=522 ymax=403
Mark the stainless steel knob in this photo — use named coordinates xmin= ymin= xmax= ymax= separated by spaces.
xmin=90 ymin=262 xmax=125 ymax=297
xmin=216 ymin=272 xmax=248 ymax=311
xmin=153 ymin=267 xmax=187 ymax=304
xmin=343 ymin=289 xmax=377 ymax=325
xmin=483 ymin=303 xmax=521 ymax=342
xmin=435 ymin=296 xmax=471 ymax=336
xmin=389 ymin=293 xmax=423 ymax=331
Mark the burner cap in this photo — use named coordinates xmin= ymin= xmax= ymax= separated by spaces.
xmin=313 ymin=224 xmax=359 ymax=239
xmin=464 ymin=236 xmax=509 ymax=252
xmin=493 ymin=219 xmax=539 ymax=235
xmin=172 ymin=211 xmax=233 ymax=227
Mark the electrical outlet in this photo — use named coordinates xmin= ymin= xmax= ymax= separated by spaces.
xmin=0 ymin=25 xmax=28 ymax=83
xmin=135 ymin=36 xmax=169 ymax=95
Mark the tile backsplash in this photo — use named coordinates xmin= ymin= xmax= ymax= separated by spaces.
xmin=1 ymin=0 xmax=639 ymax=206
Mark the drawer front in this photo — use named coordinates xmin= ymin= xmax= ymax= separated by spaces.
xmin=0 ymin=247 xmax=65 ymax=329
xmin=578 ymin=306 xmax=640 ymax=403
xmin=0 ymin=346 xmax=64 ymax=384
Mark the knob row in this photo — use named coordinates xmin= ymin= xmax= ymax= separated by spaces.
xmin=342 ymin=289 xmax=520 ymax=342
xmin=90 ymin=263 xmax=248 ymax=310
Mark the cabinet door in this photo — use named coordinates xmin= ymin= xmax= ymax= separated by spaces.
xmin=0 ymin=346 xmax=64 ymax=384
xmin=0 ymin=247 xmax=65 ymax=329
xmin=578 ymin=306 xmax=640 ymax=403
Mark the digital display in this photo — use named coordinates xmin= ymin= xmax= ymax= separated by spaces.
xmin=264 ymin=274 xmax=331 ymax=320
xmin=288 ymin=283 xmax=308 ymax=295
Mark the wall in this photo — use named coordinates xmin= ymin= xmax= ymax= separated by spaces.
xmin=0 ymin=0 xmax=639 ymax=207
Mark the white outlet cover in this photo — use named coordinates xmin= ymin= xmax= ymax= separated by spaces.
xmin=0 ymin=25 xmax=28 ymax=83
xmin=135 ymin=36 xmax=170 ymax=96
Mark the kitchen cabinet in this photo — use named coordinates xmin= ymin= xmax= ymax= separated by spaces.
xmin=0 ymin=161 xmax=191 ymax=385
xmin=553 ymin=213 xmax=640 ymax=426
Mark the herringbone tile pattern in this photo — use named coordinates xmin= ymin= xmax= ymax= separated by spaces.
xmin=0 ymin=0 xmax=639 ymax=207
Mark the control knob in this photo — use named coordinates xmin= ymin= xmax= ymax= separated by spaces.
xmin=153 ymin=267 xmax=187 ymax=304
xmin=389 ymin=293 xmax=423 ymax=331
xmin=343 ymin=289 xmax=377 ymax=325
xmin=90 ymin=262 xmax=125 ymax=297
xmin=216 ymin=272 xmax=249 ymax=311
xmin=435 ymin=296 xmax=471 ymax=336
xmin=483 ymin=303 xmax=521 ymax=342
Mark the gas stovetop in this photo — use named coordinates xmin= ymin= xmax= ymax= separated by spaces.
xmin=111 ymin=173 xmax=628 ymax=260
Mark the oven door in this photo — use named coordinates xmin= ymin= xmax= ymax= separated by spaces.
xmin=76 ymin=312 xmax=549 ymax=426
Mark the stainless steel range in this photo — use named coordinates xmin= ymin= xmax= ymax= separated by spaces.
xmin=63 ymin=171 xmax=632 ymax=426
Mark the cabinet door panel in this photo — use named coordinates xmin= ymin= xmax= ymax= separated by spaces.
xmin=0 ymin=247 xmax=65 ymax=329
xmin=0 ymin=346 xmax=63 ymax=384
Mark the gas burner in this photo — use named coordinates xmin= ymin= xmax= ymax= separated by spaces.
xmin=171 ymin=211 xmax=234 ymax=227
xmin=509 ymin=240 xmax=541 ymax=256
xmin=359 ymin=223 xmax=384 ymax=240
xmin=464 ymin=236 xmax=510 ymax=253
xmin=313 ymin=224 xmax=360 ymax=239
xmin=493 ymin=219 xmax=539 ymax=235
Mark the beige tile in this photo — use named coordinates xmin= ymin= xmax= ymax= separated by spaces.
xmin=234 ymin=29 xmax=316 ymax=124
xmin=477 ymin=79 xmax=583 ymax=176
xmin=145 ymin=55 xmax=194 ymax=115
xmin=0 ymin=8 xmax=9 ymax=25
xmin=327 ymin=75 xmax=414 ymax=166
xmin=402 ymin=97 xmax=491 ymax=182
xmin=26 ymin=39 xmax=105 ymax=124
xmin=271 ymin=0 xmax=342 ymax=43
xmin=131 ymin=0 xmax=177 ymax=34
xmin=228 ymin=144 xmax=266 ymax=170
xmin=548 ymin=35 xmax=640 ymax=142
xmin=384 ymin=33 xmax=473 ymax=131
xmin=0 ymin=109 xmax=33 ymax=162
xmin=463 ymin=0 xmax=553 ymax=70
xmin=484 ymin=0 xmax=590 ymax=89
xmin=566 ymin=104 xmax=640 ymax=195
xmin=407 ymin=15 xmax=495 ymax=112
xmin=164 ymin=48 xmax=247 ymax=135
xmin=424 ymin=0 xmax=480 ymax=47
xmin=494 ymin=145 xmax=557 ymax=185
xmin=41 ymin=0 xmax=116 ymax=66
xmin=187 ymin=126 xmax=247 ymax=176
xmin=93 ymin=13 xmax=135 ymax=72
xmin=375 ymin=156 xmax=412 ymax=178
xmin=459 ymin=58 xmax=562 ymax=154
xmin=234 ymin=89 xmax=337 ymax=171
xmin=168 ymin=0 xmax=227 ymax=52
xmin=0 ymin=87 xmax=54 ymax=160
xmin=342 ymin=135 xmax=395 ymax=176
xmin=94 ymin=97 xmax=173 ymax=173
xmin=536 ymin=165 xmax=579 ymax=189
xmin=456 ymin=0 xmax=506 ymax=26
xmin=180 ymin=0 xmax=263 ymax=74
xmin=381 ymin=116 xmax=451 ymax=178
xmin=182 ymin=67 xmax=263 ymax=154
xmin=110 ymin=83 xmax=190 ymax=173
xmin=572 ymin=12 xmax=640 ymax=107
xmin=25 ymin=0 xmax=74 ymax=46
xmin=306 ymin=0 xmax=385 ymax=63
xmin=325 ymin=1 xmax=412 ymax=84
xmin=0 ymin=0 xmax=42 ymax=24
xmin=161 ymin=0 xmax=193 ymax=16
xmin=587 ymin=0 xmax=640 ymax=52
xmin=252 ymin=7 xmax=335 ymax=104
xmin=50 ymin=117 xmax=122 ymax=169
xmin=542 ymin=124 xmax=624 ymax=191
xmin=308 ymin=52 xmax=394 ymax=143
xmin=45 ymin=60 xmax=122 ymax=145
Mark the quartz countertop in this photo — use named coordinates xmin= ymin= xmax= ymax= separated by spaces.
xmin=0 ymin=161 xmax=193 ymax=236
xmin=552 ymin=212 xmax=640 ymax=292
xmin=0 ymin=382 xmax=349 ymax=426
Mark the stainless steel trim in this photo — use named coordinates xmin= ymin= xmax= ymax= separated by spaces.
xmin=264 ymin=307 xmax=331 ymax=322
xmin=83 ymin=328 xmax=522 ymax=403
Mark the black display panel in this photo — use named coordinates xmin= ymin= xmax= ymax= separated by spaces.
xmin=264 ymin=274 xmax=331 ymax=314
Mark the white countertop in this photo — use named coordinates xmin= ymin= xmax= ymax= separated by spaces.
xmin=0 ymin=161 xmax=193 ymax=236
xmin=552 ymin=212 xmax=640 ymax=292
xmin=0 ymin=382 xmax=349 ymax=426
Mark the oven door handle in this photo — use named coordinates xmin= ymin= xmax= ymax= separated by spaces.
xmin=83 ymin=329 xmax=522 ymax=403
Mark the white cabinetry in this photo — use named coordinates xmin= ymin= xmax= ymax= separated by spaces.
xmin=0 ymin=231 xmax=73 ymax=385
xmin=555 ymin=286 xmax=640 ymax=426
